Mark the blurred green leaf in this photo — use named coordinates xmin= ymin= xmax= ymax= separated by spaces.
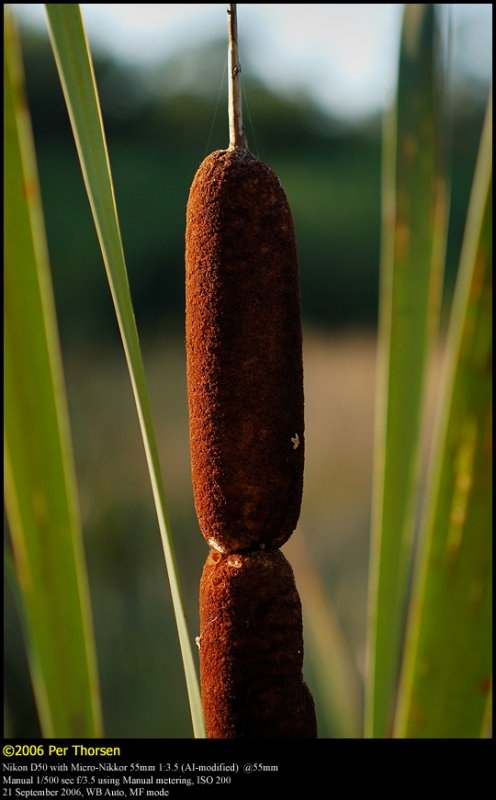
xmin=285 ymin=532 xmax=362 ymax=738
xmin=365 ymin=4 xmax=450 ymax=737
xmin=43 ymin=2 xmax=205 ymax=737
xmin=395 ymin=92 xmax=492 ymax=738
xmin=4 ymin=6 xmax=102 ymax=737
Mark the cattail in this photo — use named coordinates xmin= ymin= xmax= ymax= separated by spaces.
xmin=186 ymin=4 xmax=316 ymax=738
xmin=198 ymin=548 xmax=317 ymax=738
xmin=185 ymin=148 xmax=304 ymax=554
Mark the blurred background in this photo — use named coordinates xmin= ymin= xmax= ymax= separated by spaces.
xmin=4 ymin=3 xmax=492 ymax=737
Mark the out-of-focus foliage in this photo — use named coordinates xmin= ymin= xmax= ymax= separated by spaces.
xmin=15 ymin=29 xmax=489 ymax=343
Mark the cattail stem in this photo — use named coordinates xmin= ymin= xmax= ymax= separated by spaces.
xmin=227 ymin=4 xmax=247 ymax=150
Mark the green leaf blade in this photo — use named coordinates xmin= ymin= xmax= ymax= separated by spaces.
xmin=395 ymin=93 xmax=492 ymax=738
xmin=4 ymin=7 xmax=102 ymax=737
xmin=365 ymin=4 xmax=450 ymax=738
xmin=43 ymin=3 xmax=205 ymax=737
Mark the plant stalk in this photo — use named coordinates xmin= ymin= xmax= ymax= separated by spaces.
xmin=227 ymin=4 xmax=247 ymax=150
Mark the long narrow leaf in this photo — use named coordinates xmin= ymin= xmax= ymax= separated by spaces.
xmin=43 ymin=3 xmax=205 ymax=737
xmin=365 ymin=4 xmax=450 ymax=738
xmin=394 ymin=92 xmax=492 ymax=738
xmin=285 ymin=532 xmax=362 ymax=738
xmin=4 ymin=6 xmax=102 ymax=737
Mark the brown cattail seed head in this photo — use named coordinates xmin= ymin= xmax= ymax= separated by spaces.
xmin=198 ymin=548 xmax=317 ymax=738
xmin=185 ymin=149 xmax=304 ymax=554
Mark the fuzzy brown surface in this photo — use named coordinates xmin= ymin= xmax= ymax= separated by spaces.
xmin=198 ymin=549 xmax=317 ymax=738
xmin=185 ymin=149 xmax=304 ymax=554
